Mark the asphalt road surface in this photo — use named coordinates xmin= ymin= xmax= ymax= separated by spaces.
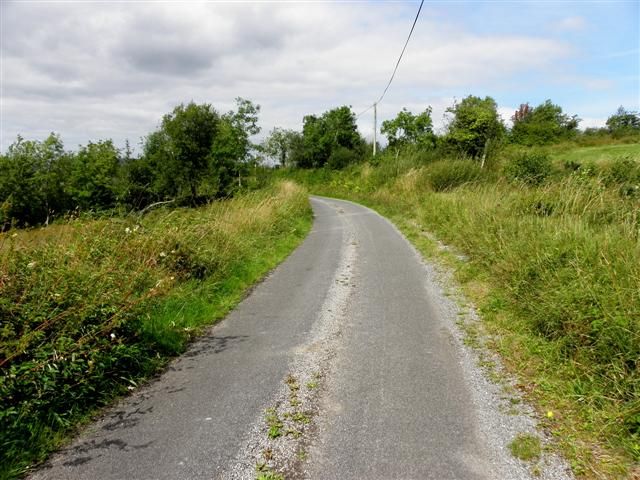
xmin=30 ymin=196 xmax=569 ymax=480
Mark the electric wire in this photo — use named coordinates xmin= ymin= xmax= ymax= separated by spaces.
xmin=356 ymin=0 xmax=425 ymax=118
xmin=356 ymin=103 xmax=375 ymax=118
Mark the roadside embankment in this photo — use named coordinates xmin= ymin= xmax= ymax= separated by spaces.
xmin=0 ymin=181 xmax=312 ymax=479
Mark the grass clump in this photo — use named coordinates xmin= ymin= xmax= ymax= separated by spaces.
xmin=256 ymin=466 xmax=284 ymax=480
xmin=0 ymin=181 xmax=311 ymax=479
xmin=509 ymin=433 xmax=542 ymax=461
xmin=423 ymin=159 xmax=485 ymax=191
xmin=265 ymin=408 xmax=284 ymax=439
xmin=505 ymin=151 xmax=553 ymax=185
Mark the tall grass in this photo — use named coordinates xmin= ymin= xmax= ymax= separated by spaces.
xmin=288 ymin=146 xmax=640 ymax=478
xmin=0 ymin=181 xmax=311 ymax=479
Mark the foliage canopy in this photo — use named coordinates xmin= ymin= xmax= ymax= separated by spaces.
xmin=444 ymin=95 xmax=505 ymax=159
xmin=510 ymin=100 xmax=580 ymax=145
xmin=381 ymin=107 xmax=436 ymax=149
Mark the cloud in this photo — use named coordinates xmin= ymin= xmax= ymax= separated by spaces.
xmin=0 ymin=3 xmax=593 ymax=151
xmin=555 ymin=16 xmax=587 ymax=31
xmin=498 ymin=106 xmax=517 ymax=128
xmin=579 ymin=117 xmax=607 ymax=129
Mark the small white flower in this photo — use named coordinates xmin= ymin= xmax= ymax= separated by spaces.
xmin=134 ymin=225 xmax=140 ymax=232
xmin=159 ymin=251 xmax=167 ymax=258
xmin=11 ymin=233 xmax=18 ymax=238
xmin=125 ymin=227 xmax=131 ymax=234
xmin=127 ymin=386 xmax=135 ymax=391
xmin=27 ymin=261 xmax=36 ymax=269
xmin=110 ymin=333 xmax=116 ymax=340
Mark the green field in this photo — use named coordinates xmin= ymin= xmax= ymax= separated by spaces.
xmin=549 ymin=143 xmax=640 ymax=166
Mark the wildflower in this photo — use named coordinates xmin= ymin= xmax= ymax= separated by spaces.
xmin=546 ymin=411 xmax=554 ymax=419
xmin=11 ymin=233 xmax=17 ymax=238
xmin=27 ymin=261 xmax=37 ymax=269
xmin=125 ymin=227 xmax=131 ymax=234
xmin=127 ymin=386 xmax=135 ymax=391
xmin=110 ymin=333 xmax=116 ymax=340
xmin=159 ymin=251 xmax=167 ymax=258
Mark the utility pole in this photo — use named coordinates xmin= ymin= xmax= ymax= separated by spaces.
xmin=373 ymin=102 xmax=377 ymax=157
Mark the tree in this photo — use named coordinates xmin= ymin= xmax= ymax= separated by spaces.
xmin=445 ymin=96 xmax=505 ymax=159
xmin=141 ymin=99 xmax=263 ymax=202
xmin=143 ymin=102 xmax=220 ymax=203
xmin=262 ymin=128 xmax=300 ymax=167
xmin=210 ymin=98 xmax=261 ymax=193
xmin=286 ymin=131 xmax=306 ymax=169
xmin=510 ymin=100 xmax=580 ymax=145
xmin=606 ymin=106 xmax=640 ymax=136
xmin=0 ymin=134 xmax=72 ymax=227
xmin=69 ymin=140 xmax=121 ymax=210
xmin=211 ymin=98 xmax=261 ymax=165
xmin=381 ymin=107 xmax=436 ymax=149
xmin=297 ymin=106 xmax=364 ymax=168
xmin=121 ymin=151 xmax=158 ymax=210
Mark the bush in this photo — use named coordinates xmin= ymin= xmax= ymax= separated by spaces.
xmin=505 ymin=151 xmax=552 ymax=185
xmin=602 ymin=156 xmax=640 ymax=186
xmin=423 ymin=160 xmax=485 ymax=191
xmin=327 ymin=146 xmax=360 ymax=170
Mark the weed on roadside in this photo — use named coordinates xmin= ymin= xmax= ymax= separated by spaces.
xmin=509 ymin=433 xmax=542 ymax=462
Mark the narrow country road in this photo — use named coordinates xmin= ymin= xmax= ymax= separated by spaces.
xmin=30 ymin=197 xmax=571 ymax=480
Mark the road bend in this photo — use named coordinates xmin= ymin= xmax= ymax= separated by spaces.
xmin=30 ymin=196 xmax=542 ymax=480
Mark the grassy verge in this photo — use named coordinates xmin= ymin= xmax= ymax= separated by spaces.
xmin=0 ymin=181 xmax=312 ymax=479
xmin=281 ymin=144 xmax=640 ymax=479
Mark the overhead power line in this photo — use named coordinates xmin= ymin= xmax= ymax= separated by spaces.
xmin=375 ymin=0 xmax=424 ymax=106
xmin=356 ymin=103 xmax=375 ymax=119
xmin=355 ymin=0 xmax=424 ymax=156
xmin=356 ymin=0 xmax=425 ymax=120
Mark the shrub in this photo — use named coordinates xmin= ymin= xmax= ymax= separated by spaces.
xmin=505 ymin=151 xmax=552 ymax=185
xmin=563 ymin=158 xmax=582 ymax=172
xmin=327 ymin=146 xmax=360 ymax=170
xmin=602 ymin=156 xmax=640 ymax=186
xmin=423 ymin=160 xmax=485 ymax=192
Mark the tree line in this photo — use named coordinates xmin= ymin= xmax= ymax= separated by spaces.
xmin=1 ymin=98 xmax=261 ymax=228
xmin=2 ymin=95 xmax=638 ymax=228
xmin=262 ymin=97 xmax=639 ymax=169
